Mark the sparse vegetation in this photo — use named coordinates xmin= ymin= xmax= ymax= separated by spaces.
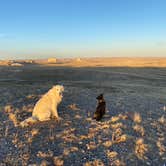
xmin=133 ymin=124 xmax=145 ymax=136
xmin=135 ymin=138 xmax=148 ymax=160
xmin=0 ymin=63 xmax=166 ymax=165
xmin=133 ymin=112 xmax=142 ymax=123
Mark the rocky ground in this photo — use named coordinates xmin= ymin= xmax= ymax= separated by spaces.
xmin=0 ymin=65 xmax=166 ymax=165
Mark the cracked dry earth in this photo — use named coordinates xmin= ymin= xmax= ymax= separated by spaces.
xmin=0 ymin=66 xmax=166 ymax=166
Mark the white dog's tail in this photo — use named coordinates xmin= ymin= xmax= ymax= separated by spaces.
xmin=20 ymin=116 xmax=38 ymax=127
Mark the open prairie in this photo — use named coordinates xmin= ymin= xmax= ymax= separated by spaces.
xmin=0 ymin=58 xmax=166 ymax=165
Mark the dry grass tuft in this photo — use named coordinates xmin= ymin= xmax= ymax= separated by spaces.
xmin=63 ymin=121 xmax=72 ymax=127
xmin=70 ymin=146 xmax=79 ymax=152
xmin=103 ymin=140 xmax=113 ymax=148
xmin=63 ymin=148 xmax=70 ymax=156
xmin=75 ymin=114 xmax=82 ymax=119
xmin=68 ymin=103 xmax=80 ymax=111
xmin=63 ymin=133 xmax=78 ymax=142
xmin=127 ymin=112 xmax=142 ymax=123
xmin=84 ymin=159 xmax=104 ymax=166
xmin=86 ymin=117 xmax=92 ymax=122
xmin=88 ymin=128 xmax=99 ymax=138
xmin=63 ymin=146 xmax=78 ymax=156
xmin=5 ymin=125 xmax=9 ymax=137
xmin=63 ymin=146 xmax=79 ymax=156
xmin=110 ymin=116 xmax=120 ymax=123
xmin=133 ymin=124 xmax=145 ymax=136
xmin=156 ymin=140 xmax=166 ymax=156
xmin=113 ymin=128 xmax=122 ymax=137
xmin=4 ymin=105 xmax=14 ymax=113
xmin=40 ymin=160 xmax=50 ymax=166
xmin=106 ymin=150 xmax=118 ymax=158
xmin=135 ymin=138 xmax=148 ymax=160
xmin=101 ymin=124 xmax=110 ymax=129
xmin=9 ymin=113 xmax=18 ymax=127
xmin=158 ymin=115 xmax=166 ymax=124
xmin=114 ymin=159 xmax=126 ymax=166
xmin=12 ymin=133 xmax=19 ymax=145
xmin=26 ymin=94 xmax=38 ymax=99
xmin=111 ymin=123 xmax=123 ymax=130
xmin=21 ymin=153 xmax=30 ymax=163
xmin=57 ymin=128 xmax=78 ymax=142
xmin=80 ymin=135 xmax=89 ymax=140
xmin=53 ymin=156 xmax=64 ymax=166
xmin=24 ymin=129 xmax=39 ymax=143
xmin=113 ymin=134 xmax=128 ymax=144
xmin=116 ymin=134 xmax=128 ymax=143
xmin=27 ymin=107 xmax=33 ymax=113
xmin=31 ymin=129 xmax=39 ymax=137
xmin=118 ymin=113 xmax=128 ymax=120
xmin=133 ymin=112 xmax=142 ymax=123
xmin=111 ymin=128 xmax=128 ymax=143
xmin=37 ymin=150 xmax=53 ymax=158
xmin=86 ymin=141 xmax=97 ymax=150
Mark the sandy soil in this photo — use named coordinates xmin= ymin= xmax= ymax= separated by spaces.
xmin=1 ymin=57 xmax=166 ymax=67
xmin=0 ymin=60 xmax=166 ymax=165
xmin=35 ymin=57 xmax=166 ymax=67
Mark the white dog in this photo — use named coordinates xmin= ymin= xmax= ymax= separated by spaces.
xmin=20 ymin=85 xmax=64 ymax=127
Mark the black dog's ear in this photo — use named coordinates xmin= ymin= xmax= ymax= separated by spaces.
xmin=96 ymin=94 xmax=104 ymax=100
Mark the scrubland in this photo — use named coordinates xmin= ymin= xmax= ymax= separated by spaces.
xmin=0 ymin=58 xmax=166 ymax=165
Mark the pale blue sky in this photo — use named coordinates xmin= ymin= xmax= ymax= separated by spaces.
xmin=0 ymin=0 xmax=166 ymax=59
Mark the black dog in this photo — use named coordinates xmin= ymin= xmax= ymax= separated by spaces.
xmin=93 ymin=94 xmax=106 ymax=121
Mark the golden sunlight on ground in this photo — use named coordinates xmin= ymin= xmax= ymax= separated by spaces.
xmin=1 ymin=57 xmax=166 ymax=67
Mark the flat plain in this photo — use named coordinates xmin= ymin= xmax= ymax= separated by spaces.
xmin=0 ymin=58 xmax=166 ymax=165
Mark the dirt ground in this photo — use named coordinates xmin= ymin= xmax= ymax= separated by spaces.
xmin=0 ymin=64 xmax=166 ymax=165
